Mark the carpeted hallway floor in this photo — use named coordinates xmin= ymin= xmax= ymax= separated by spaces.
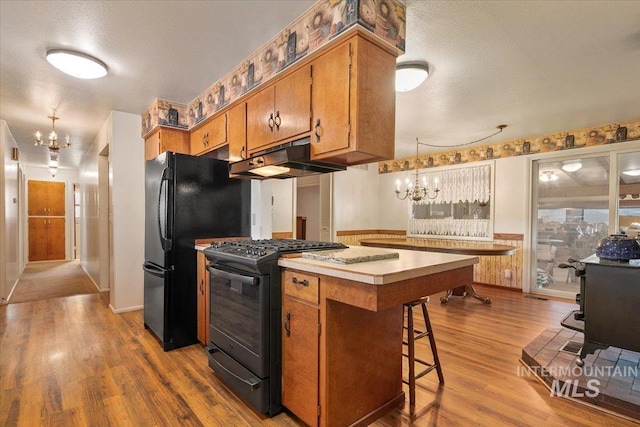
xmin=9 ymin=260 xmax=98 ymax=304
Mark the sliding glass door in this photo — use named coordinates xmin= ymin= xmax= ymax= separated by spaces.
xmin=617 ymin=151 xmax=640 ymax=237
xmin=533 ymin=155 xmax=610 ymax=296
xmin=532 ymin=147 xmax=640 ymax=298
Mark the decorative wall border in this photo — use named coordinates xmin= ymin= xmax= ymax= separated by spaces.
xmin=141 ymin=0 xmax=406 ymax=138
xmin=378 ymin=118 xmax=640 ymax=174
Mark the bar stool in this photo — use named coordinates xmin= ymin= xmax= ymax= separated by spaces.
xmin=402 ymin=296 xmax=444 ymax=410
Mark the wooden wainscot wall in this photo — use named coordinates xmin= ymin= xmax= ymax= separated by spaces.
xmin=336 ymin=230 xmax=524 ymax=290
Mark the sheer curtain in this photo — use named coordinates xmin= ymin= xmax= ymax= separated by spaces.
xmin=414 ymin=164 xmax=491 ymax=205
xmin=408 ymin=164 xmax=492 ymax=239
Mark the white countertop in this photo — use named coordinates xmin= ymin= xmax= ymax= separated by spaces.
xmin=278 ymin=246 xmax=478 ymax=285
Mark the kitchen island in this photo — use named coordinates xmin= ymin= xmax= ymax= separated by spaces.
xmin=360 ymin=237 xmax=516 ymax=304
xmin=278 ymin=247 xmax=478 ymax=427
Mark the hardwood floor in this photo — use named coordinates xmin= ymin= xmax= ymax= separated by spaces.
xmin=0 ymin=286 xmax=637 ymax=426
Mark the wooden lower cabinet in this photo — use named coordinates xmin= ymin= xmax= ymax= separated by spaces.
xmin=28 ymin=217 xmax=65 ymax=261
xmin=196 ymin=250 xmax=210 ymax=344
xmin=282 ymin=268 xmax=404 ymax=427
xmin=282 ymin=291 xmax=319 ymax=426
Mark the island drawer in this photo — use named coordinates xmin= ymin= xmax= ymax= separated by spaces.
xmin=282 ymin=270 xmax=319 ymax=304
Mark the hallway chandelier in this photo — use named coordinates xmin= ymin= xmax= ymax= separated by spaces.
xmin=35 ymin=110 xmax=70 ymax=152
xmin=395 ymin=139 xmax=440 ymax=201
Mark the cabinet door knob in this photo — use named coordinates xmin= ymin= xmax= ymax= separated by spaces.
xmin=284 ymin=312 xmax=291 ymax=337
xmin=240 ymin=146 xmax=245 ymax=160
xmin=292 ymin=277 xmax=309 ymax=286
xmin=314 ymin=119 xmax=322 ymax=142
xmin=274 ymin=111 xmax=281 ymax=129
xmin=268 ymin=113 xmax=274 ymax=131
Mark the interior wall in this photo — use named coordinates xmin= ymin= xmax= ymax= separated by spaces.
xmin=297 ymin=184 xmax=320 ymax=240
xmin=494 ymin=157 xmax=529 ymax=234
xmin=377 ymin=168 xmax=410 ymax=229
xmin=251 ymin=180 xmax=272 ymax=239
xmin=0 ymin=120 xmax=21 ymax=302
xmin=109 ymin=111 xmax=145 ymax=312
xmin=333 ymin=165 xmax=380 ymax=232
xmin=79 ymin=121 xmax=104 ymax=288
xmin=271 ymin=179 xmax=294 ymax=234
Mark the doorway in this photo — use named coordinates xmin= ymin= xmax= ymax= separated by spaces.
xmin=295 ymin=174 xmax=332 ymax=241
xmin=73 ymin=184 xmax=80 ymax=259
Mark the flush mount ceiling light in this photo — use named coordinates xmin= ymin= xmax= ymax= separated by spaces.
xmin=561 ymin=161 xmax=582 ymax=172
xmin=395 ymin=63 xmax=429 ymax=92
xmin=46 ymin=49 xmax=107 ymax=79
xmin=623 ymin=168 xmax=640 ymax=177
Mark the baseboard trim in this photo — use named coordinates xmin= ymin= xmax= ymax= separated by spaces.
xmin=5 ymin=277 xmax=20 ymax=303
xmin=473 ymin=282 xmax=522 ymax=292
xmin=109 ymin=304 xmax=143 ymax=314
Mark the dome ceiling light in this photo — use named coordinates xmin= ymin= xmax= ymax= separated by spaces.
xmin=561 ymin=161 xmax=582 ymax=172
xmin=395 ymin=63 xmax=429 ymax=92
xmin=46 ymin=49 xmax=108 ymax=79
xmin=622 ymin=168 xmax=640 ymax=177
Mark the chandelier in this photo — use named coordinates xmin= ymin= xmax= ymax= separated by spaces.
xmin=35 ymin=111 xmax=70 ymax=152
xmin=395 ymin=139 xmax=440 ymax=201
xmin=539 ymin=171 xmax=559 ymax=182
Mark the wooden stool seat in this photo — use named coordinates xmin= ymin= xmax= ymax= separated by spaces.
xmin=402 ymin=296 xmax=444 ymax=410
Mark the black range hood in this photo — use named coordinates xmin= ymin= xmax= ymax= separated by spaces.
xmin=229 ymin=138 xmax=346 ymax=179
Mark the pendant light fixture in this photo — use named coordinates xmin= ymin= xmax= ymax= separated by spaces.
xmin=46 ymin=49 xmax=108 ymax=79
xmin=35 ymin=110 xmax=71 ymax=152
xmin=395 ymin=139 xmax=440 ymax=201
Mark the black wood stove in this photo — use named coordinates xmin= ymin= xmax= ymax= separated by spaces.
xmin=561 ymin=254 xmax=640 ymax=366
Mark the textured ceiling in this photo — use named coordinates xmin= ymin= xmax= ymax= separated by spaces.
xmin=1 ymin=0 xmax=639 ymax=170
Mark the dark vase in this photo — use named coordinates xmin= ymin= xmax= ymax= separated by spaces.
xmin=168 ymin=105 xmax=178 ymax=126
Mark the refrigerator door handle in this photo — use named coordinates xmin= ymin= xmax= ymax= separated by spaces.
xmin=143 ymin=261 xmax=169 ymax=277
xmin=158 ymin=167 xmax=173 ymax=251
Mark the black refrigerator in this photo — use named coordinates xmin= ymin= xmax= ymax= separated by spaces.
xmin=143 ymin=152 xmax=250 ymax=351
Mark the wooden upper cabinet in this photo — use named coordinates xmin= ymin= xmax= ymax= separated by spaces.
xmin=246 ymin=65 xmax=312 ymax=155
xmin=309 ymin=40 xmax=351 ymax=156
xmin=228 ymin=102 xmax=247 ymax=162
xmin=145 ymin=127 xmax=190 ymax=161
xmin=28 ymin=180 xmax=65 ymax=216
xmin=190 ymin=113 xmax=228 ymax=156
xmin=310 ymin=34 xmax=396 ymax=165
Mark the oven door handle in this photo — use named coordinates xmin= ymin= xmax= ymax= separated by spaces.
xmin=205 ymin=346 xmax=260 ymax=390
xmin=208 ymin=265 xmax=258 ymax=286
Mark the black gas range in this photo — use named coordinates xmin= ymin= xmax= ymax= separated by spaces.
xmin=204 ymin=238 xmax=346 ymax=269
xmin=202 ymin=239 xmax=346 ymax=416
